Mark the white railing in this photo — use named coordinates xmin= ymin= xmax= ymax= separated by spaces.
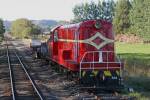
xmin=79 ymin=51 xmax=122 ymax=78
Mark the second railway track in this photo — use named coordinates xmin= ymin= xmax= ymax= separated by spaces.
xmin=6 ymin=41 xmax=45 ymax=100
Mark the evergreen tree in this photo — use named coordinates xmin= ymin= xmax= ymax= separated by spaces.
xmin=31 ymin=25 xmax=42 ymax=36
xmin=72 ymin=0 xmax=115 ymax=22
xmin=88 ymin=1 xmax=99 ymax=20
xmin=130 ymin=0 xmax=150 ymax=40
xmin=113 ymin=0 xmax=131 ymax=34
xmin=97 ymin=0 xmax=103 ymax=19
xmin=0 ymin=19 xmax=5 ymax=35
xmin=102 ymin=0 xmax=115 ymax=22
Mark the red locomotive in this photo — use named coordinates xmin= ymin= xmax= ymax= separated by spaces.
xmin=32 ymin=19 xmax=123 ymax=90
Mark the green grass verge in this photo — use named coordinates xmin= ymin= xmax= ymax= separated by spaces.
xmin=116 ymin=42 xmax=150 ymax=54
xmin=116 ymin=42 xmax=150 ymax=77
xmin=116 ymin=42 xmax=150 ymax=99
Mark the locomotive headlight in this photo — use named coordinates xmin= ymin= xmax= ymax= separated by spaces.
xmin=95 ymin=21 xmax=101 ymax=29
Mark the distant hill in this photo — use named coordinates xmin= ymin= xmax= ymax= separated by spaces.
xmin=32 ymin=20 xmax=58 ymax=31
xmin=4 ymin=20 xmax=12 ymax=31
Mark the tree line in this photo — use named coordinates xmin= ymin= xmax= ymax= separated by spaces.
xmin=73 ymin=0 xmax=150 ymax=41
xmin=0 ymin=18 xmax=42 ymax=39
xmin=0 ymin=19 xmax=5 ymax=41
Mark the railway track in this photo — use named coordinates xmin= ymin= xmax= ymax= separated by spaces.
xmin=1 ymin=39 xmax=135 ymax=100
xmin=0 ymin=44 xmax=11 ymax=100
xmin=6 ymin=41 xmax=45 ymax=100
xmin=22 ymin=48 xmax=135 ymax=100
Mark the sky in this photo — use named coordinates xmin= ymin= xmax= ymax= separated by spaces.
xmin=0 ymin=0 xmax=99 ymax=21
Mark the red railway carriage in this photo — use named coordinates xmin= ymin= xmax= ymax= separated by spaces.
xmin=36 ymin=19 xmax=123 ymax=89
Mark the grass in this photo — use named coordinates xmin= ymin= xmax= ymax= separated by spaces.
xmin=115 ymin=42 xmax=150 ymax=99
xmin=116 ymin=42 xmax=150 ymax=77
xmin=116 ymin=42 xmax=150 ymax=54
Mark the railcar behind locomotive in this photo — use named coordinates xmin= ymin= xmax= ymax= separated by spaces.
xmin=32 ymin=19 xmax=124 ymax=90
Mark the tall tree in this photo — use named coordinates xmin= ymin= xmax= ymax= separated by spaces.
xmin=113 ymin=0 xmax=131 ymax=34
xmin=87 ymin=1 xmax=99 ymax=20
xmin=72 ymin=0 xmax=115 ymax=22
xmin=11 ymin=18 xmax=32 ymax=38
xmin=0 ymin=19 xmax=5 ymax=35
xmin=73 ymin=4 xmax=85 ymax=22
xmin=31 ymin=25 xmax=42 ymax=36
xmin=129 ymin=0 xmax=150 ymax=40
xmin=11 ymin=18 xmax=41 ymax=38
xmin=101 ymin=0 xmax=115 ymax=22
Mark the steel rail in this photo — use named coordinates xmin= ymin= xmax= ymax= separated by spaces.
xmin=6 ymin=40 xmax=45 ymax=100
xmin=6 ymin=41 xmax=16 ymax=100
xmin=14 ymin=51 xmax=45 ymax=100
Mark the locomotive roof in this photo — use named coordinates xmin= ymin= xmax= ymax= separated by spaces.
xmin=51 ymin=20 xmax=112 ymax=32
xmin=50 ymin=25 xmax=62 ymax=32
xmin=60 ymin=20 xmax=111 ymax=29
xmin=60 ymin=23 xmax=81 ymax=29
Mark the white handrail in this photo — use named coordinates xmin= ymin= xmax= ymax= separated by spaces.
xmin=79 ymin=51 xmax=122 ymax=78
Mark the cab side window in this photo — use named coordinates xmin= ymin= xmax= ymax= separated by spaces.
xmin=54 ymin=30 xmax=58 ymax=42
xmin=48 ymin=34 xmax=53 ymax=42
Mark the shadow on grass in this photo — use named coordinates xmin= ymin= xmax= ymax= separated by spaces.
xmin=125 ymin=76 xmax=150 ymax=99
xmin=118 ymin=53 xmax=150 ymax=99
xmin=125 ymin=76 xmax=150 ymax=91
xmin=118 ymin=53 xmax=150 ymax=77
xmin=118 ymin=53 xmax=150 ymax=60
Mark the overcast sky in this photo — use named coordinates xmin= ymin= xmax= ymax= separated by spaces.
xmin=0 ymin=0 xmax=99 ymax=21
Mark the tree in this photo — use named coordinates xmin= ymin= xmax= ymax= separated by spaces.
xmin=101 ymin=0 xmax=115 ymax=22
xmin=73 ymin=3 xmax=88 ymax=22
xmin=31 ymin=25 xmax=42 ymax=36
xmin=87 ymin=1 xmax=99 ymax=20
xmin=129 ymin=0 xmax=150 ymax=40
xmin=113 ymin=0 xmax=131 ymax=34
xmin=11 ymin=18 xmax=32 ymax=38
xmin=0 ymin=18 xmax=5 ymax=35
xmin=11 ymin=18 xmax=42 ymax=39
xmin=72 ymin=0 xmax=115 ymax=22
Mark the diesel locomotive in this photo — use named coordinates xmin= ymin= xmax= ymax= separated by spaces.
xmin=31 ymin=19 xmax=124 ymax=90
